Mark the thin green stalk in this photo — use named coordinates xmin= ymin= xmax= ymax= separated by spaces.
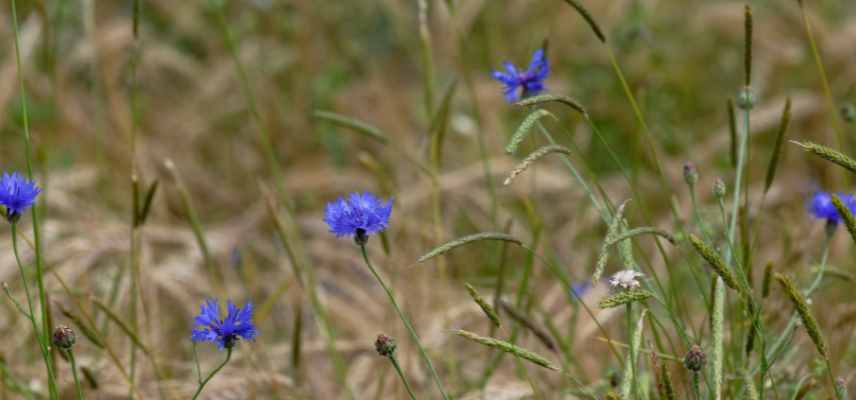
xmin=11 ymin=224 xmax=52 ymax=378
xmin=9 ymin=1 xmax=58 ymax=397
xmin=358 ymin=244 xmax=449 ymax=400
xmin=67 ymin=350 xmax=84 ymax=400
xmin=691 ymin=372 xmax=702 ymax=400
xmin=191 ymin=347 xmax=232 ymax=400
xmin=798 ymin=0 xmax=844 ymax=149
xmin=213 ymin=4 xmax=286 ymax=193
xmin=606 ymin=47 xmax=667 ymax=186
xmin=388 ymin=355 xmax=417 ymax=400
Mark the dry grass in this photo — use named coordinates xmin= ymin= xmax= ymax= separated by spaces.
xmin=0 ymin=1 xmax=855 ymax=399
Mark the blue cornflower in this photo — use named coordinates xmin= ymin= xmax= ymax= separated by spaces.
xmin=324 ymin=192 xmax=392 ymax=244
xmin=570 ymin=281 xmax=592 ymax=298
xmin=0 ymin=172 xmax=40 ymax=223
xmin=191 ymin=299 xmax=257 ymax=350
xmin=491 ymin=48 xmax=550 ymax=103
xmin=808 ymin=191 xmax=856 ymax=225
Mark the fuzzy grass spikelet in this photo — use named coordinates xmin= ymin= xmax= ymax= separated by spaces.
xmin=465 ymin=283 xmax=501 ymax=328
xmin=505 ymin=109 xmax=558 ymax=155
xmin=774 ymin=273 xmax=827 ymax=357
xmin=830 ymin=194 xmax=856 ymax=242
xmin=598 ymin=288 xmax=653 ymax=308
xmin=593 ymin=200 xmax=630 ymax=284
xmin=792 ymin=140 xmax=856 ymax=174
xmin=504 ymin=145 xmax=572 ymax=185
xmin=688 ymin=234 xmax=743 ymax=294
xmin=515 ymin=94 xmax=588 ymax=116
xmin=454 ymin=329 xmax=559 ymax=371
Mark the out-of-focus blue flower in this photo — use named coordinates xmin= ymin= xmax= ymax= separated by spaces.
xmin=191 ymin=299 xmax=257 ymax=350
xmin=808 ymin=191 xmax=856 ymax=225
xmin=491 ymin=48 xmax=550 ymax=103
xmin=324 ymin=192 xmax=392 ymax=242
xmin=570 ymin=281 xmax=591 ymax=298
xmin=0 ymin=172 xmax=40 ymax=223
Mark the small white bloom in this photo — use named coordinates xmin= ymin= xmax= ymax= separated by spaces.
xmin=608 ymin=270 xmax=644 ymax=290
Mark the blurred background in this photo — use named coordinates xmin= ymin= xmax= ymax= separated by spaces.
xmin=1 ymin=0 xmax=855 ymax=398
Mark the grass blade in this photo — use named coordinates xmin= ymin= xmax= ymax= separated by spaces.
xmin=465 ymin=283 xmax=501 ymax=328
xmin=504 ymin=144 xmax=572 ymax=185
xmin=559 ymin=0 xmax=606 ymax=43
xmin=313 ymin=110 xmax=389 ymax=144
xmin=515 ymin=94 xmax=588 ymax=116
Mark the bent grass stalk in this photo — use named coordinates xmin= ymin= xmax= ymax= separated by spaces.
xmin=359 ymin=244 xmax=449 ymax=400
xmin=9 ymin=1 xmax=58 ymax=397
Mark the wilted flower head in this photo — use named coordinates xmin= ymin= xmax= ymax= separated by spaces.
xmin=0 ymin=172 xmax=40 ymax=223
xmin=324 ymin=192 xmax=392 ymax=244
xmin=808 ymin=191 xmax=856 ymax=225
xmin=608 ymin=270 xmax=644 ymax=291
xmin=491 ymin=48 xmax=549 ymax=103
xmin=191 ymin=299 xmax=257 ymax=350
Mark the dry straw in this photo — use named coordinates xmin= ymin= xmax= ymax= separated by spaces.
xmin=688 ymin=234 xmax=744 ymax=295
xmin=417 ymin=232 xmax=523 ymax=263
xmin=503 ymin=145 xmax=572 ymax=185
xmin=454 ymin=329 xmax=559 ymax=371
xmin=791 ymin=141 xmax=856 ymax=174
xmin=598 ymin=289 xmax=653 ymax=309
xmin=465 ymin=283 xmax=501 ymax=328
xmin=506 ymin=109 xmax=558 ymax=155
xmin=515 ymin=94 xmax=588 ymax=116
xmin=774 ymin=273 xmax=827 ymax=357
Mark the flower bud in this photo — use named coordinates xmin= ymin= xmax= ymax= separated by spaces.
xmin=52 ymin=325 xmax=76 ymax=350
xmin=375 ymin=334 xmax=396 ymax=357
xmin=736 ymin=87 xmax=756 ymax=110
xmin=713 ymin=178 xmax=726 ymax=200
xmin=684 ymin=344 xmax=706 ymax=372
xmin=683 ymin=162 xmax=699 ymax=187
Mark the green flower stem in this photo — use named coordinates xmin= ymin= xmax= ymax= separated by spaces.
xmin=12 ymin=225 xmax=56 ymax=397
xmin=67 ymin=349 xmax=85 ymax=400
xmin=388 ymin=355 xmax=417 ymax=400
xmin=9 ymin=1 xmax=58 ymax=398
xmin=359 ymin=244 xmax=449 ymax=400
xmin=191 ymin=347 xmax=232 ymax=400
xmin=691 ymin=372 xmax=702 ymax=400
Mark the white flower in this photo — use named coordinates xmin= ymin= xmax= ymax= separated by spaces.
xmin=608 ymin=270 xmax=644 ymax=290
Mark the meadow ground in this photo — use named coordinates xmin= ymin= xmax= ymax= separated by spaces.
xmin=0 ymin=1 xmax=855 ymax=399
